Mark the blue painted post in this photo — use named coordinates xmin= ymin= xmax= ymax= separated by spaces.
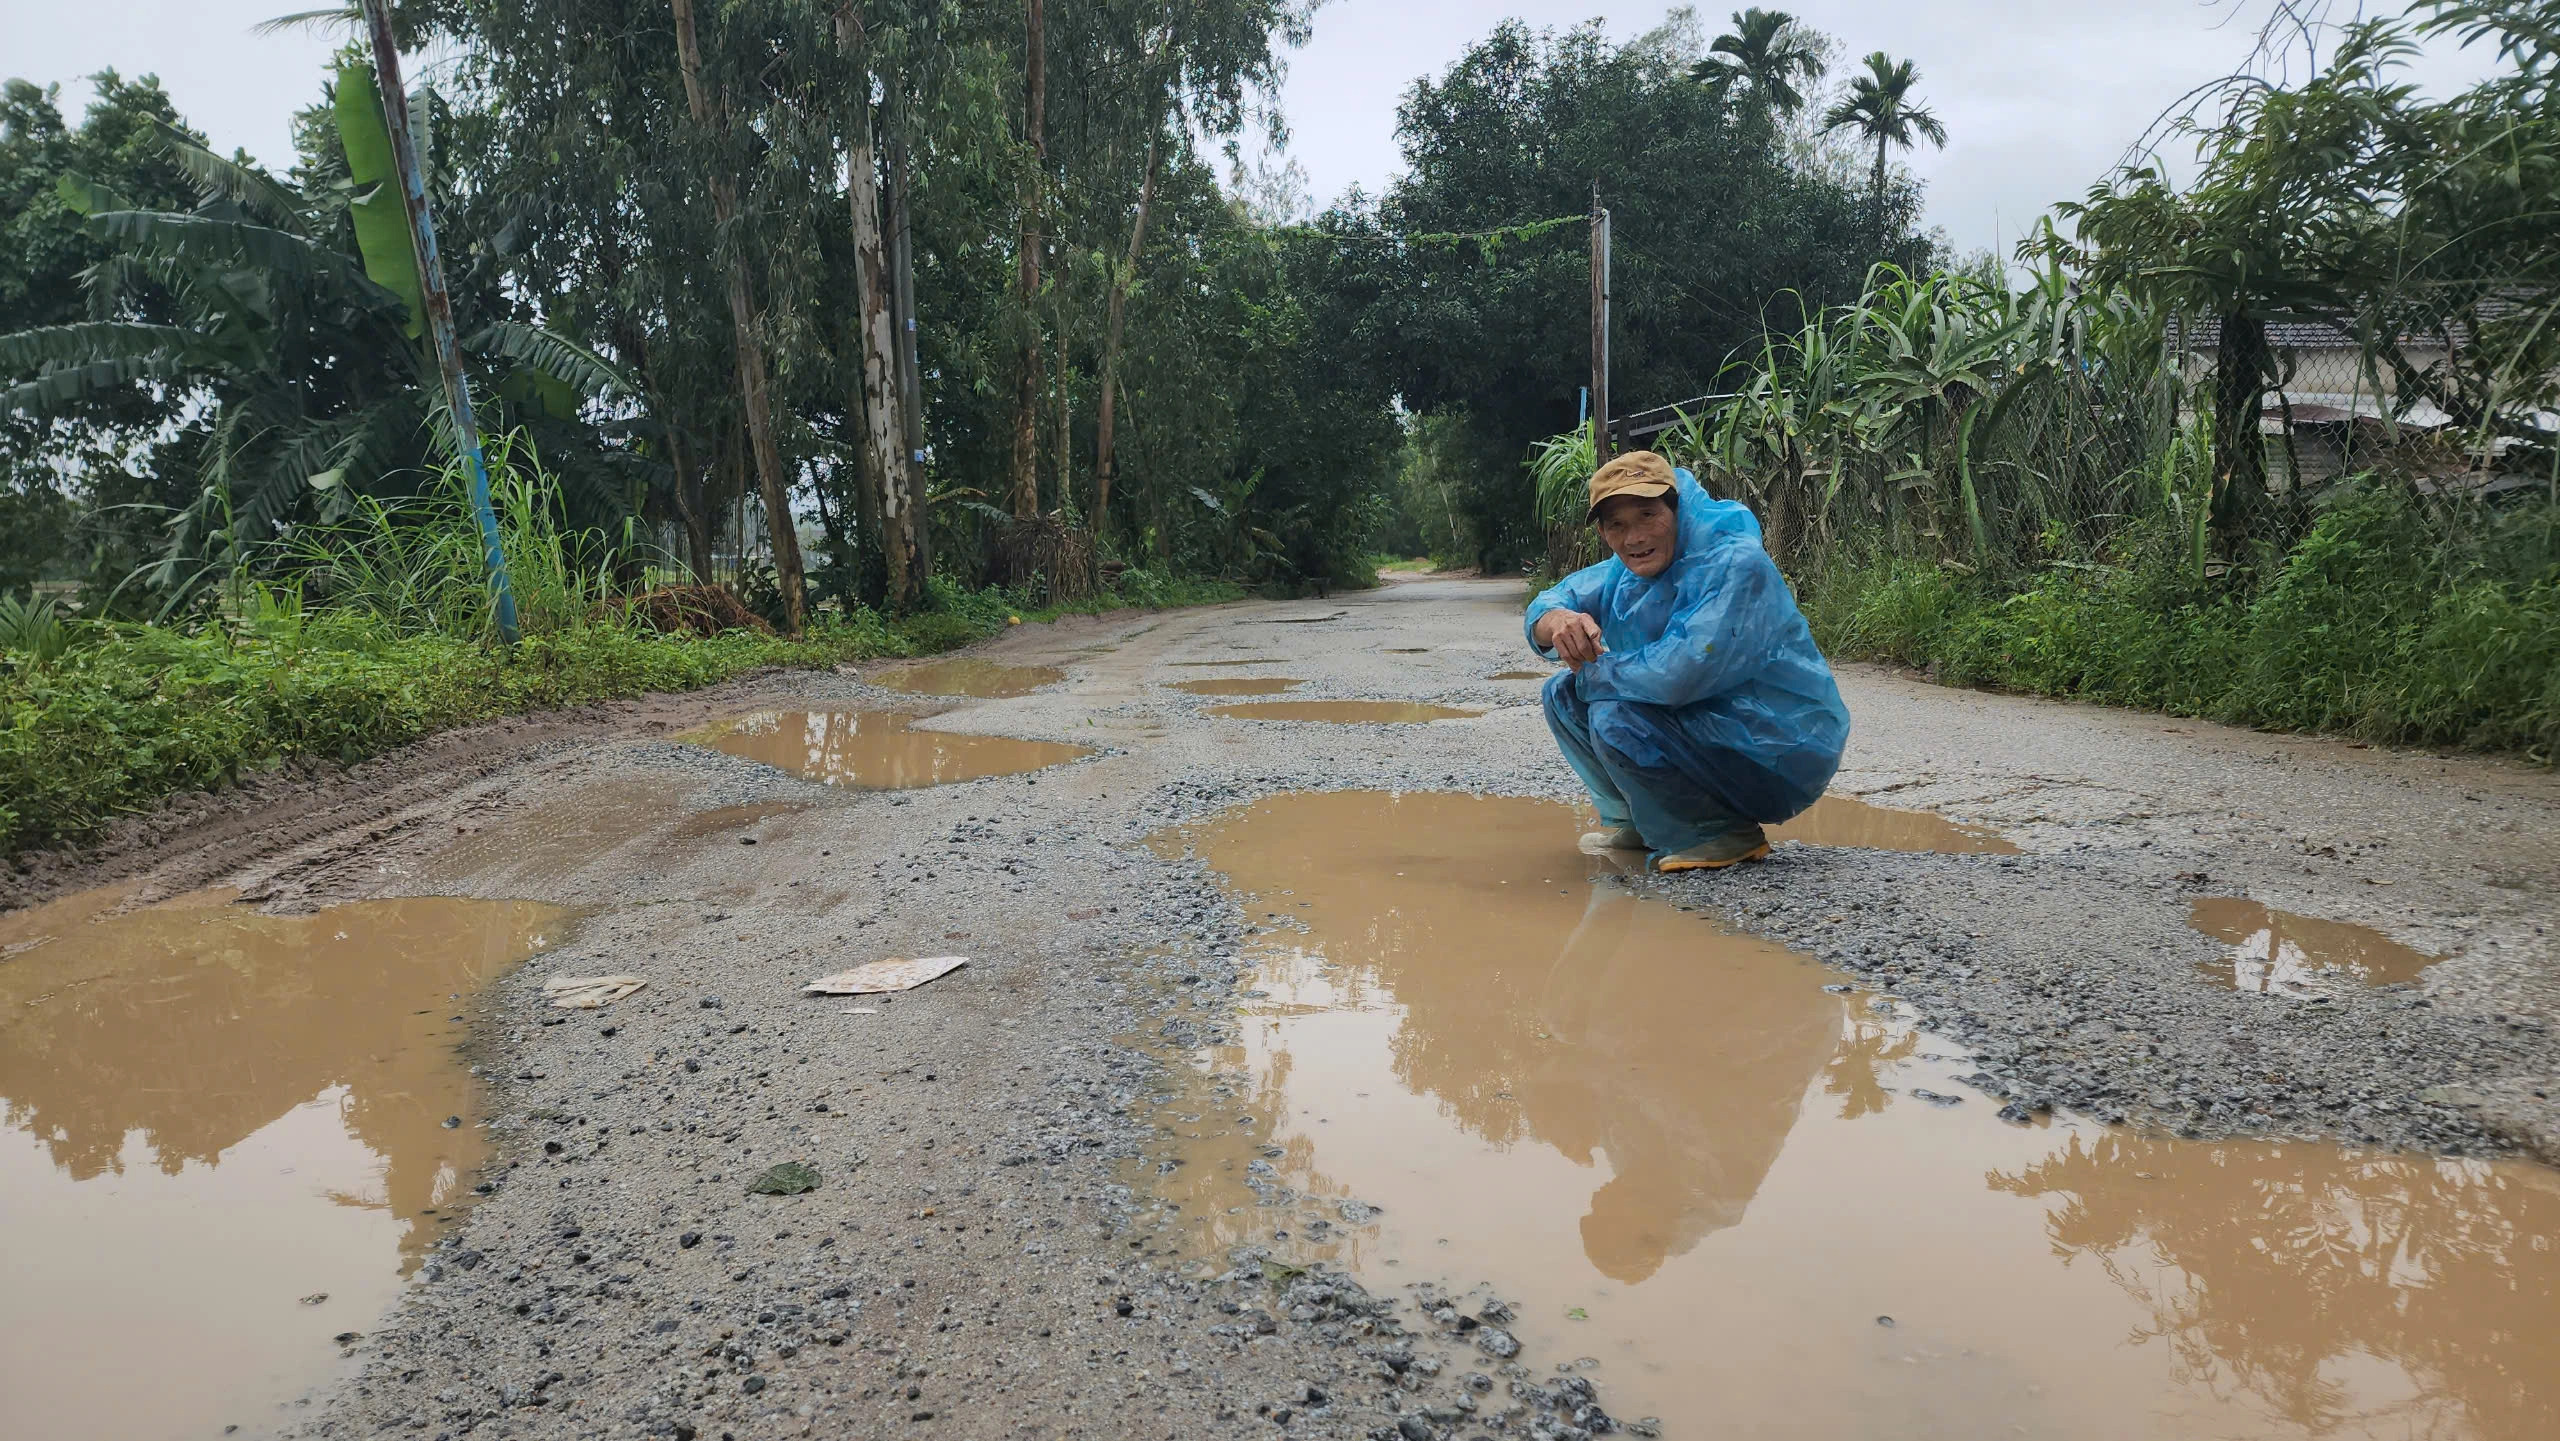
xmin=359 ymin=0 xmax=521 ymax=644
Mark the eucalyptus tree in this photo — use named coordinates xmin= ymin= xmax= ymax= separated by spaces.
xmin=1690 ymin=8 xmax=1825 ymax=118
xmin=1821 ymin=52 xmax=1946 ymax=246
xmin=1008 ymin=0 xmax=1048 ymax=522
xmin=666 ymin=0 xmax=808 ymax=631
xmin=1074 ymin=0 xmax=1310 ymax=539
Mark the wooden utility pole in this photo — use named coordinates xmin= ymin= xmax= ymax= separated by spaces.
xmin=356 ymin=0 xmax=519 ymax=643
xmin=670 ymin=0 xmax=806 ymax=633
xmin=1590 ymin=184 xmax=1612 ymax=466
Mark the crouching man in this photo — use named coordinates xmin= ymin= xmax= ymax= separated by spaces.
xmin=1528 ymin=451 xmax=1849 ymax=872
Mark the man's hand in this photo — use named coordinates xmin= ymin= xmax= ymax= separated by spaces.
xmin=1535 ymin=609 xmax=1605 ymax=670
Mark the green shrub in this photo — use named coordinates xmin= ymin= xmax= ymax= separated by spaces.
xmin=1800 ymin=483 xmax=2560 ymax=760
xmin=0 ymin=566 xmax=1250 ymax=855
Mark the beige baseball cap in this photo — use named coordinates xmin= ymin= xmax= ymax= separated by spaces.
xmin=1586 ymin=450 xmax=1676 ymax=522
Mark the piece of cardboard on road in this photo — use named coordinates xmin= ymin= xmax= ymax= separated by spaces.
xmin=544 ymin=975 xmax=648 ymax=1009
xmin=803 ymin=955 xmax=969 ymax=995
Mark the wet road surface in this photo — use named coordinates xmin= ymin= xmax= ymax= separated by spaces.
xmin=5 ymin=573 xmax=2557 ymax=1440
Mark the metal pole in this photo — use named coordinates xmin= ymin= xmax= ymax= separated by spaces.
xmin=358 ymin=0 xmax=521 ymax=644
xmin=1590 ymin=184 xmax=1612 ymax=466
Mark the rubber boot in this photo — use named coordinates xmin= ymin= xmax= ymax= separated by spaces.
xmin=1655 ymin=823 xmax=1771 ymax=873
xmin=1580 ymin=824 xmax=1647 ymax=852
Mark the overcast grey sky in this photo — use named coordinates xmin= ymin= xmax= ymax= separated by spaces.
xmin=5 ymin=0 xmax=2509 ymax=257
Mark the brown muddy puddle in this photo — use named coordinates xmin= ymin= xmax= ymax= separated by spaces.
xmin=0 ymin=888 xmax=571 ymax=1441
xmin=687 ymin=709 xmax=1091 ymax=788
xmin=1772 ymin=793 xmax=2020 ymax=855
xmin=2190 ymin=897 xmax=2442 ymax=994
xmin=1168 ymin=657 xmax=1281 ymax=667
xmin=1135 ymin=791 xmax=2559 ymax=1441
xmin=1205 ymin=700 xmax=1481 ymax=724
xmin=1490 ymin=669 xmax=1556 ymax=680
xmin=1168 ymin=677 xmax=1305 ymax=697
xmin=864 ymin=657 xmax=1063 ymax=697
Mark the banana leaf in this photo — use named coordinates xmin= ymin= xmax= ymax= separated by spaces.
xmin=334 ymin=62 xmax=425 ymax=339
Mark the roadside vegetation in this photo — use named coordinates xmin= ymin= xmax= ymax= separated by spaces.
xmin=1532 ymin=1 xmax=2559 ymax=759
xmin=6 ymin=1 xmax=2553 ymax=859
xmin=0 ymin=437 xmax=1234 ymax=854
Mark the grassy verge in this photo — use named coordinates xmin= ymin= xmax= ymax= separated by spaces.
xmin=0 ymin=576 xmax=1242 ymax=857
xmin=1796 ymin=486 xmax=2560 ymax=761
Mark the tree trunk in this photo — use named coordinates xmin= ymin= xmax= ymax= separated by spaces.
xmin=835 ymin=5 xmax=921 ymax=610
xmin=1093 ymin=122 xmax=1162 ymax=539
xmin=1872 ymin=134 xmax=1888 ymax=249
xmin=883 ymin=105 xmax=930 ymax=582
xmin=665 ymin=422 xmax=713 ymax=582
xmin=670 ymin=0 xmax=805 ymax=633
xmin=1053 ymin=327 xmax=1071 ymax=519
xmin=2210 ymin=309 xmax=2273 ymax=558
xmin=1009 ymin=0 xmax=1047 ymax=521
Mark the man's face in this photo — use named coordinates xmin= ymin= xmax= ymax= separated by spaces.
xmin=1595 ymin=495 xmax=1677 ymax=578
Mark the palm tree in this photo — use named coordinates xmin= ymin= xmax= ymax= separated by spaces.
xmin=1822 ymin=52 xmax=1948 ymax=246
xmin=1690 ymin=8 xmax=1826 ymax=118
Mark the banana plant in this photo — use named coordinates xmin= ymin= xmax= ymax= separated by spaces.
xmin=0 ymin=107 xmax=631 ymax=611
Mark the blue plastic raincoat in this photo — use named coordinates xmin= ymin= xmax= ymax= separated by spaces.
xmin=1526 ymin=468 xmax=1848 ymax=857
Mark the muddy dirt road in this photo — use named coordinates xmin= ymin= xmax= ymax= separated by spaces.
xmin=9 ymin=574 xmax=2559 ymax=1441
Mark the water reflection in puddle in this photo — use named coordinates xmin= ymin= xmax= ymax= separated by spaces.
xmin=1205 ymin=700 xmax=1480 ymax=724
xmin=687 ymin=709 xmax=1091 ymax=788
xmin=2190 ymin=898 xmax=2441 ymax=993
xmin=1137 ymin=791 xmax=2559 ymax=1441
xmin=1772 ymin=793 xmax=2019 ymax=855
xmin=1168 ymin=678 xmax=1304 ymax=697
xmin=865 ymin=657 xmax=1063 ymax=698
xmin=0 ymin=889 xmax=571 ymax=1441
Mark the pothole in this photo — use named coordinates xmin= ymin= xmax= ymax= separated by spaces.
xmin=685 ymin=709 xmax=1092 ymax=787
xmin=1771 ymin=794 xmax=2019 ymax=855
xmin=1135 ymin=790 xmax=2560 ymax=1440
xmin=1168 ymin=678 xmax=1306 ymax=697
xmin=1490 ymin=669 xmax=1555 ymax=681
xmin=1168 ymin=658 xmax=1281 ymax=667
xmin=0 ymin=889 xmax=573 ymax=1441
xmin=863 ymin=658 xmax=1063 ymax=697
xmin=1204 ymin=700 xmax=1481 ymax=724
xmin=2189 ymin=897 xmax=2441 ymax=993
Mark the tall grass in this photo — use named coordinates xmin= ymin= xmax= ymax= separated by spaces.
xmin=1798 ymin=487 xmax=2560 ymax=757
xmin=289 ymin=431 xmax=638 ymax=641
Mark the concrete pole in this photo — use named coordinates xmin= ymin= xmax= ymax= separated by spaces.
xmin=1590 ymin=184 xmax=1612 ymax=466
